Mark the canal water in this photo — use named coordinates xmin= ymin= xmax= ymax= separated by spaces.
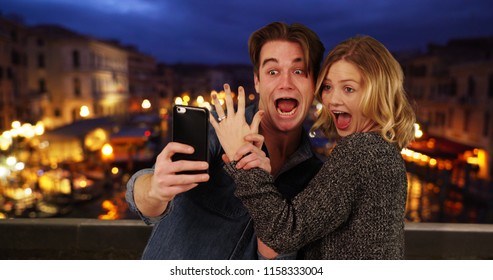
xmin=406 ymin=173 xmax=493 ymax=224
xmin=3 ymin=169 xmax=492 ymax=223
xmin=74 ymin=171 xmax=493 ymax=223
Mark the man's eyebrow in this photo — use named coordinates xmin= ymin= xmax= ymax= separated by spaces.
xmin=292 ymin=57 xmax=303 ymax=64
xmin=261 ymin=58 xmax=278 ymax=68
xmin=261 ymin=57 xmax=304 ymax=68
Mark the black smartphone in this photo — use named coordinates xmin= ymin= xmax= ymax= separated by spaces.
xmin=171 ymin=105 xmax=209 ymax=174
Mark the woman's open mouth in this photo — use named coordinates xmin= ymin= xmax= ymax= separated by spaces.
xmin=333 ymin=110 xmax=351 ymax=129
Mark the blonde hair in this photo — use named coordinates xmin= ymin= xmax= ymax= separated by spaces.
xmin=312 ymin=35 xmax=416 ymax=149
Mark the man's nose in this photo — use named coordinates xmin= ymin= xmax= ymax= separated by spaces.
xmin=278 ymin=72 xmax=294 ymax=89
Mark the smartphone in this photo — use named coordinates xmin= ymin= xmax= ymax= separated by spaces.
xmin=171 ymin=105 xmax=209 ymax=174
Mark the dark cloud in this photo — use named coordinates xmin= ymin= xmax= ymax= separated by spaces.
xmin=2 ymin=0 xmax=493 ymax=64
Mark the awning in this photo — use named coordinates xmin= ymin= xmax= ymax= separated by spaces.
xmin=408 ymin=135 xmax=476 ymax=159
xmin=110 ymin=127 xmax=149 ymax=144
xmin=41 ymin=117 xmax=118 ymax=140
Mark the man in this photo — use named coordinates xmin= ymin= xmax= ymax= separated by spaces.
xmin=125 ymin=22 xmax=325 ymax=259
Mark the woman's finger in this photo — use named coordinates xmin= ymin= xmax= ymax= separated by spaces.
xmin=221 ymin=154 xmax=231 ymax=164
xmin=223 ymin=83 xmax=235 ymax=118
xmin=244 ymin=133 xmax=264 ymax=149
xmin=250 ymin=110 xmax=264 ymax=134
xmin=236 ymin=152 xmax=271 ymax=173
xmin=212 ymin=90 xmax=226 ymax=122
xmin=237 ymin=86 xmax=245 ymax=117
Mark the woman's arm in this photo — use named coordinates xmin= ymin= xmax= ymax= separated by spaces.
xmin=224 ymin=148 xmax=357 ymax=254
xmin=209 ymin=83 xmax=358 ymax=254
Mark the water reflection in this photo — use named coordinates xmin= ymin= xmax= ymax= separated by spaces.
xmin=405 ymin=173 xmax=493 ymax=223
xmin=2 ymin=163 xmax=492 ymax=222
xmin=0 ymin=164 xmax=139 ymax=220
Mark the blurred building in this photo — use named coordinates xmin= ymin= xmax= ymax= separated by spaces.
xmin=400 ymin=37 xmax=493 ymax=180
xmin=119 ymin=44 xmax=159 ymax=114
xmin=0 ymin=15 xmax=30 ymax=132
xmin=0 ymin=13 xmax=257 ymax=167
xmin=26 ymin=25 xmax=130 ymax=129
xmin=161 ymin=63 xmax=255 ymax=107
xmin=1 ymin=13 xmax=255 ymax=131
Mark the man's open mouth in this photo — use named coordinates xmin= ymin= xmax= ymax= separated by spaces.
xmin=275 ymin=98 xmax=298 ymax=116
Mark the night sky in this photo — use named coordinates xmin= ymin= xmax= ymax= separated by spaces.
xmin=2 ymin=0 xmax=493 ymax=64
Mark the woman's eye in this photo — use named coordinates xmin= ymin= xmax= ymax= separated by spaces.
xmin=322 ymin=84 xmax=331 ymax=91
xmin=294 ymin=69 xmax=304 ymax=75
xmin=345 ymin=87 xmax=354 ymax=93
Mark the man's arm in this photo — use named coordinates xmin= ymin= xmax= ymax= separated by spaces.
xmin=134 ymin=172 xmax=169 ymax=217
xmin=125 ymin=142 xmax=210 ymax=224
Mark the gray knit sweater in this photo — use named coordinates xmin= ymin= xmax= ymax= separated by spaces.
xmin=224 ymin=132 xmax=408 ymax=259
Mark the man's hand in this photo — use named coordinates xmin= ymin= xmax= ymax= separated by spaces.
xmin=134 ymin=142 xmax=209 ymax=217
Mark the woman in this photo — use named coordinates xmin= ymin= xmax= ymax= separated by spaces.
xmin=210 ymin=35 xmax=416 ymax=259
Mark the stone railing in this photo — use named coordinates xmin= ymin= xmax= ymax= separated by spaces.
xmin=1 ymin=219 xmax=492 ymax=260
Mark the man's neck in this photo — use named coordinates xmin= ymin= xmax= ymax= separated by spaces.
xmin=261 ymin=124 xmax=302 ymax=176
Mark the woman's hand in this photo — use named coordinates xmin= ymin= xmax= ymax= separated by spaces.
xmin=234 ymin=133 xmax=271 ymax=173
xmin=209 ymin=83 xmax=263 ymax=161
xmin=257 ymin=238 xmax=279 ymax=259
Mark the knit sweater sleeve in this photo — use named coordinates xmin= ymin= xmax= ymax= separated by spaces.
xmin=224 ymin=135 xmax=363 ymax=254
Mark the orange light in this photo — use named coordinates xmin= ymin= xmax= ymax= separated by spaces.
xmin=98 ymin=200 xmax=119 ymax=220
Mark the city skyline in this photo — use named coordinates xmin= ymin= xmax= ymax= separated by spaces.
xmin=2 ymin=0 xmax=493 ymax=64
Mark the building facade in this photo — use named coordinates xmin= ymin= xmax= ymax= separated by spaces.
xmin=27 ymin=25 xmax=130 ymax=129
xmin=121 ymin=45 xmax=158 ymax=114
xmin=401 ymin=37 xmax=493 ymax=180
xmin=0 ymin=15 xmax=30 ymax=132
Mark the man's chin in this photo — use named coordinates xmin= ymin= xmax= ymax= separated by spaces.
xmin=275 ymin=118 xmax=303 ymax=132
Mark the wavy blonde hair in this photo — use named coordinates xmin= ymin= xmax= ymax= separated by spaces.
xmin=312 ymin=35 xmax=416 ymax=149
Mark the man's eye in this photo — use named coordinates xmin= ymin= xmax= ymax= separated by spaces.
xmin=294 ymin=69 xmax=304 ymax=75
xmin=268 ymin=70 xmax=278 ymax=75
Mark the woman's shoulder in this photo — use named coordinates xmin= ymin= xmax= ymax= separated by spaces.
xmin=337 ymin=132 xmax=399 ymax=157
xmin=340 ymin=132 xmax=385 ymax=147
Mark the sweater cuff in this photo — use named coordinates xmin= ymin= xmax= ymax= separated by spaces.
xmin=223 ymin=161 xmax=240 ymax=177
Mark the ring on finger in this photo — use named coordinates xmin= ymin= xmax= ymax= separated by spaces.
xmin=218 ymin=115 xmax=226 ymax=122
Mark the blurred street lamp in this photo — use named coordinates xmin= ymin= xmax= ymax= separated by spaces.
xmin=34 ymin=122 xmax=45 ymax=136
xmin=0 ymin=166 xmax=9 ymax=178
xmin=111 ymin=167 xmax=119 ymax=175
xmin=101 ymin=143 xmax=114 ymax=161
xmin=14 ymin=162 xmax=25 ymax=171
xmin=0 ymin=132 xmax=13 ymax=151
xmin=6 ymin=156 xmax=17 ymax=167
xmin=182 ymin=95 xmax=190 ymax=105
xmin=80 ymin=105 xmax=90 ymax=118
xmin=11 ymin=121 xmax=21 ymax=130
xmin=196 ymin=95 xmax=204 ymax=104
xmin=21 ymin=123 xmax=35 ymax=139
xmin=141 ymin=99 xmax=151 ymax=110
xmin=414 ymin=123 xmax=423 ymax=139
xmin=85 ymin=128 xmax=108 ymax=152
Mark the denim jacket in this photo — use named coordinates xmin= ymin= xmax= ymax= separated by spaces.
xmin=125 ymin=103 xmax=324 ymax=259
